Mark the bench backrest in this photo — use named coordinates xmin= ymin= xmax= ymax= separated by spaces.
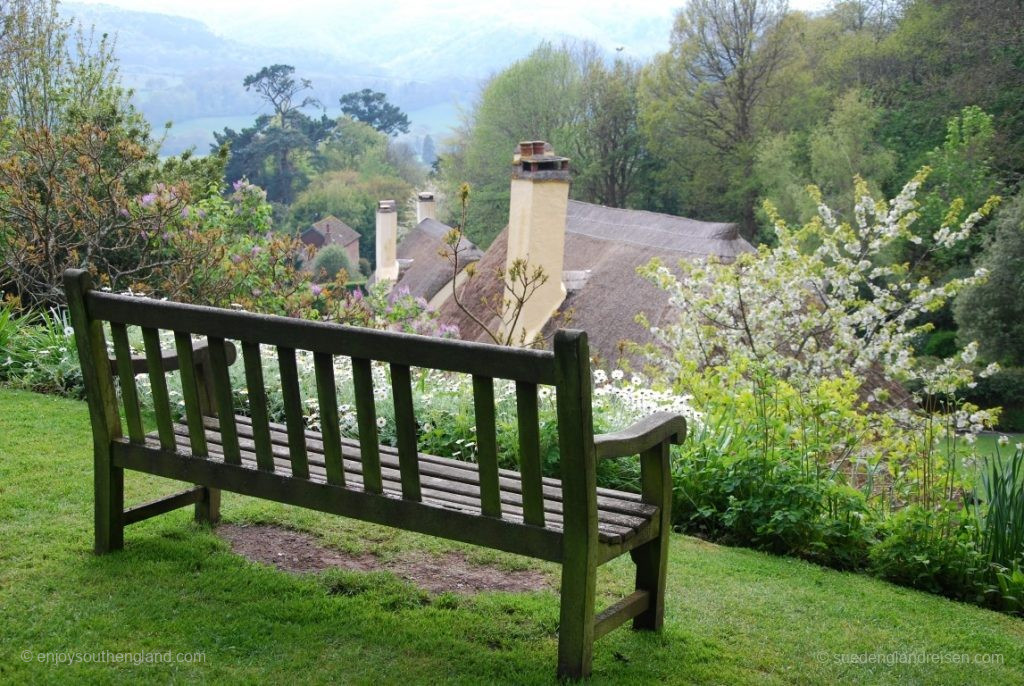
xmin=64 ymin=269 xmax=598 ymax=535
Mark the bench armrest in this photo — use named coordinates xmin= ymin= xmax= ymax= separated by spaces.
xmin=108 ymin=340 xmax=237 ymax=376
xmin=593 ymin=412 xmax=687 ymax=459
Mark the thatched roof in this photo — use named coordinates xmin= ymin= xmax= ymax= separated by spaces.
xmin=301 ymin=215 xmax=360 ymax=248
xmin=393 ymin=218 xmax=483 ymax=301
xmin=437 ymin=200 xmax=754 ymax=364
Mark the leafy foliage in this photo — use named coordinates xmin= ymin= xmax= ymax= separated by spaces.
xmin=955 ymin=191 xmax=1024 ymax=366
xmin=338 ymin=89 xmax=410 ymax=137
xmin=310 ymin=245 xmax=352 ymax=284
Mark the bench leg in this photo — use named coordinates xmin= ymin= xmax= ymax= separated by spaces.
xmin=194 ymin=486 xmax=221 ymax=524
xmin=557 ymin=555 xmax=596 ymax=680
xmin=95 ymin=447 xmax=124 ymax=554
xmin=632 ymin=442 xmax=671 ymax=630
xmin=630 ymin=531 xmax=668 ymax=630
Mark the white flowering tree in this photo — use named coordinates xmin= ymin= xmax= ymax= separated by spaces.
xmin=638 ymin=170 xmax=1001 ymax=504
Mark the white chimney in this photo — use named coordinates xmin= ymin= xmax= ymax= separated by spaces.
xmin=502 ymin=140 xmax=570 ymax=345
xmin=416 ymin=192 xmax=436 ymax=224
xmin=375 ymin=199 xmax=399 ymax=283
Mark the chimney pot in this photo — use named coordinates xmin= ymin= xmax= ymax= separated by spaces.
xmin=510 ymin=141 xmax=571 ymax=181
xmin=416 ymin=191 xmax=436 ymax=223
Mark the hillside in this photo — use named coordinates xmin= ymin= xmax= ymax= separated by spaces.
xmin=1 ymin=388 xmax=1022 ymax=684
xmin=61 ymin=2 xmax=673 ymax=156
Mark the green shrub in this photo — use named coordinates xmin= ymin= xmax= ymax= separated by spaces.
xmin=672 ymin=442 xmax=874 ymax=569
xmin=922 ymin=330 xmax=959 ymax=358
xmin=869 ymin=507 xmax=987 ymax=603
xmin=0 ymin=305 xmax=82 ymax=396
xmin=310 ymin=245 xmax=353 ymax=283
xmin=960 ymin=367 xmax=1024 ymax=431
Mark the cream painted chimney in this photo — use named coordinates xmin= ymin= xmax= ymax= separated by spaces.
xmin=416 ymin=192 xmax=436 ymax=224
xmin=502 ymin=140 xmax=570 ymax=346
xmin=375 ymin=199 xmax=399 ymax=283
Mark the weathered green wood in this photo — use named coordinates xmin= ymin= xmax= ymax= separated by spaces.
xmin=111 ymin=441 xmax=564 ymax=562
xmin=109 ymin=340 xmax=236 ymax=376
xmin=173 ymin=332 xmax=209 ymax=457
xmin=88 ymin=291 xmax=556 ymax=384
xmin=351 ymin=357 xmax=383 ymax=494
xmin=210 ymin=415 xmax=654 ymax=527
xmin=109 ymin=322 xmax=144 ymax=443
xmin=64 ymin=269 xmax=124 ymax=554
xmin=195 ymin=486 xmax=221 ymax=524
xmin=631 ymin=440 xmax=672 ymax=631
xmin=594 ymin=412 xmax=687 ymax=459
xmin=70 ymin=276 xmax=673 ymax=677
xmin=122 ymin=487 xmax=204 ymax=525
xmin=553 ymin=330 xmax=598 ymax=681
xmin=277 ymin=347 xmax=309 ymax=480
xmin=313 ymin=352 xmax=345 ymax=486
xmin=206 ymin=336 xmax=241 ymax=465
xmin=142 ymin=327 xmax=175 ymax=452
xmin=593 ymin=590 xmax=650 ymax=640
xmin=515 ymin=381 xmax=545 ymax=527
xmin=241 ymin=341 xmax=275 ymax=472
xmin=472 ymin=375 xmax=501 ymax=517
xmin=389 ymin=364 xmax=421 ymax=501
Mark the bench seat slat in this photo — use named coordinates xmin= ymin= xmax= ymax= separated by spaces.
xmin=223 ymin=414 xmax=649 ymax=515
xmin=163 ymin=415 xmax=658 ymax=544
xmin=163 ymin=428 xmax=647 ymax=545
xmin=111 ymin=439 xmax=565 ymax=563
xmin=174 ymin=424 xmax=645 ymax=537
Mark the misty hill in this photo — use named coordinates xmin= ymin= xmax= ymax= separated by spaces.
xmin=62 ymin=3 xmax=673 ymax=156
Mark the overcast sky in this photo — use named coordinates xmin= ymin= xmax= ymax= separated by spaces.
xmin=73 ymin=0 xmax=832 ymax=42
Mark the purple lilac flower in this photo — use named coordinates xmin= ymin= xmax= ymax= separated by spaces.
xmin=310 ymin=284 xmax=324 ymax=296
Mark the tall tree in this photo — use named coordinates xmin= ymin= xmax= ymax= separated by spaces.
xmin=218 ymin=65 xmax=327 ymax=204
xmin=421 ymin=134 xmax=437 ymax=168
xmin=243 ymin=64 xmax=318 ymax=123
xmin=570 ymin=58 xmax=647 ymax=208
xmin=641 ymin=0 xmax=793 ymax=239
xmin=338 ymin=89 xmax=410 ymax=137
xmin=438 ymin=42 xmax=592 ymax=245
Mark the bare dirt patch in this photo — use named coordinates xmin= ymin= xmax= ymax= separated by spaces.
xmin=218 ymin=523 xmax=551 ymax=594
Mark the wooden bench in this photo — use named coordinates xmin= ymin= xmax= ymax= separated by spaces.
xmin=64 ymin=268 xmax=686 ymax=680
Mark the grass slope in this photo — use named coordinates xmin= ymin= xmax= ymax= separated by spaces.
xmin=1 ymin=388 xmax=1022 ymax=685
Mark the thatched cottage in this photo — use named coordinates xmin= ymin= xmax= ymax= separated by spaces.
xmin=375 ymin=143 xmax=753 ymax=364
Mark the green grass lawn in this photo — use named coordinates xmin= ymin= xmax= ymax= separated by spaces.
xmin=2 ymin=388 xmax=1023 ymax=684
